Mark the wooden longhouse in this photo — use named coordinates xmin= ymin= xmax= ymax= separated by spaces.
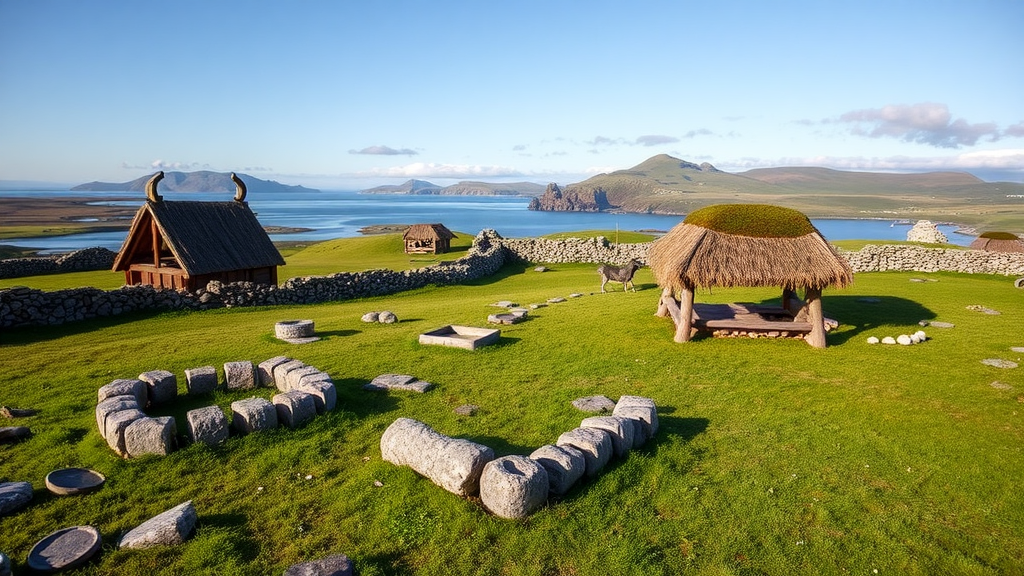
xmin=403 ymin=223 xmax=455 ymax=254
xmin=648 ymin=204 xmax=853 ymax=348
xmin=112 ymin=172 xmax=285 ymax=291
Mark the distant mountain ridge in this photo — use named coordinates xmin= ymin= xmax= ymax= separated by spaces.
xmin=72 ymin=171 xmax=318 ymax=194
xmin=361 ymin=179 xmax=545 ymax=197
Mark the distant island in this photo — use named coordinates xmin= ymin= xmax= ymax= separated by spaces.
xmin=72 ymin=171 xmax=318 ymax=194
xmin=361 ymin=179 xmax=545 ymax=197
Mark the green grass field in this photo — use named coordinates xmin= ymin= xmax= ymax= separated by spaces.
xmin=1 ymin=234 xmax=1022 ymax=575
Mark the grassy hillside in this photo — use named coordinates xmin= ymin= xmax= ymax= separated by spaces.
xmin=1 ymin=235 xmax=1022 ymax=575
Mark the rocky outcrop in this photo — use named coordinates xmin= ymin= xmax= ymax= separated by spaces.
xmin=906 ymin=220 xmax=948 ymax=244
xmin=528 ymin=183 xmax=613 ymax=212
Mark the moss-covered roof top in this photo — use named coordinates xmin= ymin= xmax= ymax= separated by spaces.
xmin=683 ymin=204 xmax=817 ymax=238
xmin=978 ymin=231 xmax=1020 ymax=240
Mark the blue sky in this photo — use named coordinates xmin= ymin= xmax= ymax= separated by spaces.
xmin=1 ymin=0 xmax=1021 ymax=189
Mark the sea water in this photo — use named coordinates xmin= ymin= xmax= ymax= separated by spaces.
xmin=0 ymin=189 xmax=972 ymax=253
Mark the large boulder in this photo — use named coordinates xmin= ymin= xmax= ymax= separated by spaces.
xmin=479 ymin=456 xmax=549 ymax=519
xmin=580 ymin=416 xmax=636 ymax=457
xmin=529 ymin=444 xmax=586 ymax=495
xmin=124 ymin=416 xmax=176 ymax=457
xmin=556 ymin=427 xmax=613 ymax=478
xmin=97 ymin=378 xmax=148 ymax=407
xmin=119 ymin=501 xmax=197 ymax=549
xmin=0 ymin=481 xmax=33 ymax=516
xmin=186 ymin=406 xmax=229 ymax=446
xmin=380 ymin=418 xmax=494 ymax=497
xmin=138 ymin=370 xmax=177 ymax=406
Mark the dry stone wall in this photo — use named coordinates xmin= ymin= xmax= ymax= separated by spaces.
xmin=0 ymin=247 xmax=116 ymax=279
xmin=3 ymin=229 xmax=1023 ymax=330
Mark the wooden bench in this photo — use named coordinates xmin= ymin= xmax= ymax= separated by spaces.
xmin=657 ymin=292 xmax=836 ymax=345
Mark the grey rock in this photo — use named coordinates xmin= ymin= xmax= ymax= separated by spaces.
xmin=0 ymin=551 xmax=10 ymax=576
xmin=119 ymin=501 xmax=197 ymax=549
xmin=286 ymin=366 xmax=323 ymax=391
xmin=378 ymin=310 xmax=397 ymax=324
xmin=1010 ymin=347 xmax=1024 ymax=353
xmin=27 ymin=525 xmax=101 ymax=572
xmin=364 ymin=373 xmax=434 ymax=392
xmin=257 ymin=356 xmax=291 ymax=387
xmin=273 ymin=360 xmax=307 ymax=391
xmin=0 ymin=481 xmax=33 ymax=516
xmin=186 ymin=406 xmax=230 ymax=446
xmin=491 ymin=300 xmax=517 ymax=308
xmin=571 ymin=395 xmax=616 ymax=413
xmin=380 ymin=417 xmax=494 ymax=496
xmin=97 ymin=378 xmax=148 ymax=407
xmin=547 ymin=297 xmax=566 ymax=303
xmin=276 ymin=319 xmax=315 ymax=340
xmin=231 ymin=397 xmax=278 ymax=434
xmin=479 ymin=455 xmax=549 ymax=519
xmin=223 ymin=361 xmax=256 ymax=391
xmin=184 ymin=366 xmax=218 ymax=395
xmin=124 ymin=416 xmax=176 ymax=457
xmin=529 ymin=444 xmax=585 ymax=495
xmin=284 ymin=554 xmax=354 ymax=576
xmin=361 ymin=311 xmax=380 ymax=323
xmin=556 ymin=427 xmax=613 ymax=478
xmin=139 ymin=370 xmax=177 ymax=406
xmin=295 ymin=380 xmax=337 ymax=414
xmin=297 ymin=371 xmax=333 ymax=387
xmin=990 ymin=381 xmax=1015 ymax=391
xmin=104 ymin=409 xmax=147 ymax=455
xmin=95 ymin=397 xmax=140 ymax=437
xmin=580 ymin=416 xmax=636 ymax=457
xmin=274 ymin=390 xmax=317 ymax=429
xmin=613 ymin=395 xmax=659 ymax=442
xmin=929 ymin=321 xmax=955 ymax=328
xmin=0 ymin=426 xmax=30 ymax=443
xmin=454 ymin=404 xmax=479 ymax=416
xmin=982 ymin=358 xmax=1018 ymax=369
xmin=488 ymin=313 xmax=523 ymax=325
xmin=966 ymin=304 xmax=1000 ymax=315
xmin=534 ymin=266 xmax=548 ymax=272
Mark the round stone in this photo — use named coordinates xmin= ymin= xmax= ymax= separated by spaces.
xmin=897 ymin=334 xmax=913 ymax=345
xmin=27 ymin=525 xmax=102 ymax=573
xmin=45 ymin=468 xmax=106 ymax=496
xmin=378 ymin=310 xmax=397 ymax=324
xmin=866 ymin=336 xmax=880 ymax=344
xmin=276 ymin=320 xmax=315 ymax=339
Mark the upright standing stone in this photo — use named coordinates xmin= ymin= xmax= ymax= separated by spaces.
xmin=96 ymin=397 xmax=140 ymax=437
xmin=479 ymin=456 xmax=549 ymax=519
xmin=139 ymin=370 xmax=177 ymax=406
xmin=185 ymin=366 xmax=218 ymax=395
xmin=223 ymin=361 xmax=256 ymax=391
xmin=612 ymin=395 xmax=658 ymax=445
xmin=104 ymin=409 xmax=147 ymax=455
xmin=529 ymin=444 xmax=586 ymax=495
xmin=580 ymin=416 xmax=636 ymax=457
xmin=273 ymin=390 xmax=317 ymax=429
xmin=97 ymin=378 xmax=148 ymax=407
xmin=118 ymin=501 xmax=197 ymax=549
xmin=257 ymin=356 xmax=291 ymax=387
xmin=557 ymin=427 xmax=613 ymax=478
xmin=380 ymin=418 xmax=494 ymax=497
xmin=124 ymin=417 xmax=176 ymax=457
xmin=295 ymin=380 xmax=337 ymax=414
xmin=0 ymin=481 xmax=34 ymax=516
xmin=186 ymin=406 xmax=230 ymax=446
xmin=231 ymin=398 xmax=278 ymax=434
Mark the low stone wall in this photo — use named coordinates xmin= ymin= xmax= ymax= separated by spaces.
xmin=4 ymin=230 xmax=1023 ymax=330
xmin=0 ymin=247 xmax=117 ymax=279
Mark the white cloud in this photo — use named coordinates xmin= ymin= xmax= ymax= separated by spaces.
xmin=635 ymin=134 xmax=680 ymax=146
xmin=836 ymin=103 xmax=1000 ymax=148
xmin=357 ymin=162 xmax=525 ymax=179
xmin=349 ymin=145 xmax=418 ymax=156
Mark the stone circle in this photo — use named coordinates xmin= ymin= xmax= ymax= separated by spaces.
xmin=274 ymin=390 xmax=317 ymax=429
xmin=0 ymin=481 xmax=33 ymax=516
xmin=124 ymin=416 xmax=177 ymax=457
xmin=119 ymin=501 xmax=197 ymax=549
xmin=295 ymin=380 xmax=337 ymax=414
xmin=27 ymin=525 xmax=102 ymax=573
xmin=581 ymin=416 xmax=636 ymax=458
xmin=284 ymin=554 xmax=354 ymax=576
xmin=45 ymin=468 xmax=106 ymax=496
xmin=186 ymin=406 xmax=229 ymax=446
xmin=97 ymin=378 xmax=148 ymax=407
xmin=257 ymin=356 xmax=291 ymax=387
xmin=479 ymin=455 xmax=549 ymax=519
xmin=139 ymin=370 xmax=177 ymax=406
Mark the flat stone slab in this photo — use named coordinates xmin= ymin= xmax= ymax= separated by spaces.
xmin=571 ymin=395 xmax=616 ymax=413
xmin=454 ymin=404 xmax=480 ymax=416
xmin=1010 ymin=347 xmax=1024 ymax=353
xmin=186 ymin=405 xmax=230 ymax=446
xmin=0 ymin=426 xmax=30 ymax=443
xmin=419 ymin=325 xmax=500 ymax=350
xmin=490 ymin=300 xmax=518 ymax=308
xmin=28 ymin=525 xmax=102 ymax=572
xmin=119 ymin=501 xmax=197 ymax=549
xmin=284 ymin=554 xmax=354 ymax=576
xmin=45 ymin=468 xmax=106 ymax=496
xmin=139 ymin=370 xmax=177 ymax=405
xmin=365 ymin=374 xmax=435 ymax=393
xmin=0 ymin=481 xmax=33 ymax=516
xmin=547 ymin=297 xmax=566 ymax=303
xmin=990 ymin=381 xmax=1015 ymax=391
xmin=927 ymin=321 xmax=955 ymax=328
xmin=966 ymin=305 xmax=1001 ymax=315
xmin=982 ymin=358 xmax=1018 ymax=369
xmin=487 ymin=313 xmax=524 ymax=325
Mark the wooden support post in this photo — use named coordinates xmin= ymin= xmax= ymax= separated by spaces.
xmin=151 ymin=219 xmax=160 ymax=267
xmin=656 ymin=287 xmax=672 ymax=317
xmin=675 ymin=284 xmax=695 ymax=343
xmin=804 ymin=287 xmax=826 ymax=348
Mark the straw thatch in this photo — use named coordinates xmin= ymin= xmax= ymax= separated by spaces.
xmin=113 ymin=200 xmax=285 ymax=276
xmin=648 ymin=205 xmax=853 ymax=292
xmin=404 ymin=223 xmax=454 ymax=242
xmin=969 ymin=232 xmax=1024 ymax=253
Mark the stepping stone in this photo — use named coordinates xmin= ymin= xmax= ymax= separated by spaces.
xmin=45 ymin=468 xmax=106 ymax=496
xmin=364 ymin=374 xmax=434 ymax=393
xmin=139 ymin=370 xmax=177 ymax=406
xmin=925 ymin=321 xmax=955 ymax=328
xmin=186 ymin=406 xmax=230 ymax=446
xmin=273 ymin=390 xmax=317 ymax=429
xmin=530 ymin=444 xmax=585 ymax=495
xmin=479 ymin=455 xmax=549 ymax=519
xmin=966 ymin=305 xmax=1000 ymax=315
xmin=581 ymin=416 xmax=636 ymax=458
xmin=491 ymin=300 xmax=517 ymax=308
xmin=231 ymin=397 xmax=278 ymax=435
xmin=273 ymin=360 xmax=307 ymax=391
xmin=990 ymin=381 xmax=1014 ymax=391
xmin=569 ymin=293 xmax=583 ymax=298
xmin=557 ymin=427 xmax=613 ymax=478
xmin=257 ymin=356 xmax=291 ymax=387
xmin=0 ymin=481 xmax=33 ymax=516
xmin=528 ymin=303 xmax=546 ymax=309
xmin=0 ymin=426 xmax=30 ymax=443
xmin=454 ymin=404 xmax=479 ymax=416
xmin=119 ymin=501 xmax=197 ymax=549
xmin=488 ymin=313 xmax=524 ymax=325
xmin=97 ymin=378 xmax=148 ymax=407
xmin=294 ymin=380 xmax=337 ymax=414
xmin=1011 ymin=347 xmax=1024 ymax=353
xmin=547 ymin=297 xmax=566 ymax=303
xmin=27 ymin=525 xmax=101 ymax=572
xmin=571 ymin=395 xmax=616 ymax=413
xmin=124 ymin=416 xmax=177 ymax=457
xmin=185 ymin=366 xmax=218 ymax=395
xmin=284 ymin=554 xmax=353 ymax=576
xmin=224 ymin=361 xmax=256 ymax=391
xmin=95 ymin=397 xmax=140 ymax=437
xmin=104 ymin=409 xmax=146 ymax=455
xmin=534 ymin=266 xmax=548 ymax=272
xmin=982 ymin=359 xmax=1018 ymax=369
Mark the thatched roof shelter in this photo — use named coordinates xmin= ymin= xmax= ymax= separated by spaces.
xmin=404 ymin=223 xmax=455 ymax=254
xmin=969 ymin=231 xmax=1024 ymax=253
xmin=649 ymin=204 xmax=853 ymax=348
xmin=113 ymin=172 xmax=285 ymax=291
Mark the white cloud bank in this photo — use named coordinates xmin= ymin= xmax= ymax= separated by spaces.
xmin=834 ymin=103 xmax=1015 ymax=149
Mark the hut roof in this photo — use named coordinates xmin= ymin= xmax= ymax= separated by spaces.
xmin=970 ymin=231 xmax=1024 ymax=253
xmin=648 ymin=204 xmax=854 ymax=291
xmin=403 ymin=223 xmax=455 ymax=241
xmin=113 ymin=200 xmax=285 ymax=276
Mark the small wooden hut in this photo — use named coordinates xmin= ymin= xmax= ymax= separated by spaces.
xmin=969 ymin=231 xmax=1024 ymax=253
xmin=648 ymin=204 xmax=853 ymax=348
xmin=403 ymin=223 xmax=455 ymax=254
xmin=112 ymin=172 xmax=285 ymax=291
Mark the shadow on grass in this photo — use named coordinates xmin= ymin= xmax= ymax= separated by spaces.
xmin=461 ymin=261 xmax=531 ymax=287
xmin=357 ymin=552 xmax=414 ymax=576
xmin=336 ymin=378 xmax=401 ymax=418
xmin=467 ymin=435 xmax=537 ymax=457
xmin=823 ymin=295 xmax=935 ymax=344
xmin=316 ymin=329 xmax=360 ymax=338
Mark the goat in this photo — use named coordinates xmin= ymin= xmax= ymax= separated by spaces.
xmin=598 ymin=259 xmax=641 ymax=293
